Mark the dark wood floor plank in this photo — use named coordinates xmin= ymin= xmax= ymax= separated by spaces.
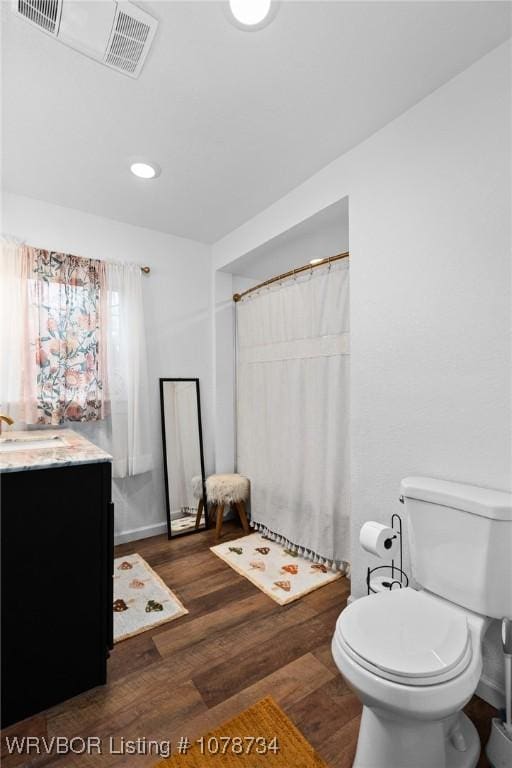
xmin=176 ymin=565 xmax=249 ymax=602
xmin=192 ymin=604 xmax=342 ymax=707
xmin=46 ymin=668 xmax=201 ymax=740
xmin=1 ymin=714 xmax=48 ymax=768
xmin=52 ymin=690 xmax=204 ymax=768
xmin=464 ymin=697 xmax=497 ymax=768
xmin=287 ymin=686 xmax=362 ymax=753
xmin=153 ymin=591 xmax=274 ymax=657
xmin=312 ymin=643 xmax=346 ymax=679
xmin=301 ymin=577 xmax=350 ymax=614
xmin=107 ymin=633 xmax=163 ymax=683
xmin=44 ymin=588 xmax=316 ymax=743
xmin=155 ymin=549 xmax=228 ymax=585
xmin=109 ymin=597 xmax=318 ymax=711
xmin=173 ymin=652 xmax=335 ymax=747
xmin=14 ymin=680 xmax=205 ymax=768
xmin=181 ymin=576 xmax=259 ymax=616
xmin=162 ymin=599 xmax=318 ymax=677
xmin=315 ymin=713 xmax=361 ymax=768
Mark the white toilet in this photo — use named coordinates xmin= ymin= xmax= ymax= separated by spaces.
xmin=331 ymin=476 xmax=512 ymax=768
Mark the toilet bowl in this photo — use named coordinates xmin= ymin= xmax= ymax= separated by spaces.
xmin=331 ymin=588 xmax=489 ymax=768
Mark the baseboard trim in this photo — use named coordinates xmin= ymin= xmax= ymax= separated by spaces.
xmin=114 ymin=522 xmax=167 ymax=546
xmin=476 ymin=674 xmax=506 ymax=711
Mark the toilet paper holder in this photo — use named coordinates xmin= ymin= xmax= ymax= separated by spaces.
xmin=366 ymin=513 xmax=408 ymax=595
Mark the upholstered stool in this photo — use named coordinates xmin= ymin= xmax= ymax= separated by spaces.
xmin=192 ymin=476 xmax=205 ymax=529
xmin=205 ymin=474 xmax=250 ymax=540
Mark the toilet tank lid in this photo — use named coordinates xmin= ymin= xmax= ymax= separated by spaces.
xmin=401 ymin=477 xmax=512 ymax=521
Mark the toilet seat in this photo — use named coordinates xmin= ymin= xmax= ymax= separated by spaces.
xmin=337 ymin=588 xmax=472 ymax=686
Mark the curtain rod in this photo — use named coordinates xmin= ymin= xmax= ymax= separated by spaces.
xmin=1 ymin=234 xmax=151 ymax=274
xmin=232 ymin=251 xmax=349 ymax=302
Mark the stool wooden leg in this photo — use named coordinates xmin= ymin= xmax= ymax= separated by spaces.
xmin=209 ymin=504 xmax=216 ymax=525
xmin=235 ymin=501 xmax=250 ymax=534
xmin=195 ymin=498 xmax=204 ymax=529
xmin=215 ymin=503 xmax=225 ymax=540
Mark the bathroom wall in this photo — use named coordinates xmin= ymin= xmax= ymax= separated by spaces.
xmin=212 ymin=41 xmax=511 ymax=706
xmin=212 ymin=269 xmax=236 ymax=474
xmin=1 ymin=192 xmax=213 ymax=543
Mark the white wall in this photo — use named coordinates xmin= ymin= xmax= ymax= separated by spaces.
xmin=213 ymin=42 xmax=511 ymax=707
xmin=213 ymin=270 xmax=236 ymax=474
xmin=1 ymin=193 xmax=213 ymax=543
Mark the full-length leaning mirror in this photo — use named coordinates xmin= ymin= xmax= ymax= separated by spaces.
xmin=160 ymin=378 xmax=207 ymax=538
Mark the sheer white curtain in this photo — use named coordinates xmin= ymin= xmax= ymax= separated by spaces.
xmin=236 ymin=261 xmax=350 ymax=569
xmin=104 ymin=261 xmax=152 ymax=478
xmin=0 ymin=239 xmax=24 ymax=421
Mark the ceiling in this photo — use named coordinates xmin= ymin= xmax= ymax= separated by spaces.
xmin=2 ymin=2 xmax=511 ymax=243
xmin=226 ymin=197 xmax=349 ymax=279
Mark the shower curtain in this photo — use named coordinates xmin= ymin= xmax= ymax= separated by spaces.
xmin=236 ymin=261 xmax=350 ymax=569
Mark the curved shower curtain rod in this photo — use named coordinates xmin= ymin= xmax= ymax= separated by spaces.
xmin=232 ymin=251 xmax=349 ymax=303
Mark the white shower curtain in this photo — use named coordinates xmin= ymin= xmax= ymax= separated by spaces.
xmin=236 ymin=261 xmax=350 ymax=569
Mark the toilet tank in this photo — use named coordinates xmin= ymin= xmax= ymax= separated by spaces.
xmin=401 ymin=477 xmax=512 ymax=619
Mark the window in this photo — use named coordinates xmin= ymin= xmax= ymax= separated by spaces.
xmin=25 ymin=250 xmax=106 ymax=424
xmin=1 ymin=242 xmax=152 ymax=477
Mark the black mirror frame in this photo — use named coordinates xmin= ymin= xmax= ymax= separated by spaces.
xmin=159 ymin=378 xmax=207 ymax=539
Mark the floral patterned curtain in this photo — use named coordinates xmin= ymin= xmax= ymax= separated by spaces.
xmin=22 ymin=247 xmax=106 ymax=424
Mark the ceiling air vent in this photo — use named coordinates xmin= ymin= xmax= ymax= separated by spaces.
xmin=104 ymin=7 xmax=156 ymax=77
xmin=17 ymin=0 xmax=62 ymax=34
xmin=12 ymin=0 xmax=158 ymax=79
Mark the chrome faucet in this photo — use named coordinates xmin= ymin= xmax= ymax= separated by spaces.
xmin=0 ymin=415 xmax=14 ymax=435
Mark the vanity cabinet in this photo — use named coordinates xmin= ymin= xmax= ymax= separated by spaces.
xmin=0 ymin=461 xmax=113 ymax=727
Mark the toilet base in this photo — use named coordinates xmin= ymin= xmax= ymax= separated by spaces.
xmin=353 ymin=706 xmax=480 ymax=768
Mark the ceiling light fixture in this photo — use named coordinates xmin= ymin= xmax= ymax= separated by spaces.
xmin=228 ymin=0 xmax=274 ymax=29
xmin=130 ymin=161 xmax=160 ymax=179
xmin=310 ymin=258 xmax=324 ymax=266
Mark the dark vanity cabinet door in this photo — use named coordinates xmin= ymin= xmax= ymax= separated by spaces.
xmin=0 ymin=461 xmax=113 ymax=727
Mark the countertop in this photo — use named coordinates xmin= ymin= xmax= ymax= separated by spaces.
xmin=0 ymin=429 xmax=112 ymax=473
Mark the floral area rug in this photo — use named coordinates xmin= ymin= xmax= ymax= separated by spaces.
xmin=113 ymin=553 xmax=188 ymax=642
xmin=210 ymin=533 xmax=341 ymax=606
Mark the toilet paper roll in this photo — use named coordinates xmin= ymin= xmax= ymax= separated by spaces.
xmin=360 ymin=521 xmax=398 ymax=559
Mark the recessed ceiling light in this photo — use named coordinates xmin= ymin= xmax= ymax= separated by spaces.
xmin=310 ymin=258 xmax=324 ymax=266
xmin=228 ymin=0 xmax=273 ymax=28
xmin=130 ymin=161 xmax=160 ymax=179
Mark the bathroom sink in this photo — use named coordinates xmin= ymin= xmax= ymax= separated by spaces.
xmin=0 ymin=435 xmax=66 ymax=452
